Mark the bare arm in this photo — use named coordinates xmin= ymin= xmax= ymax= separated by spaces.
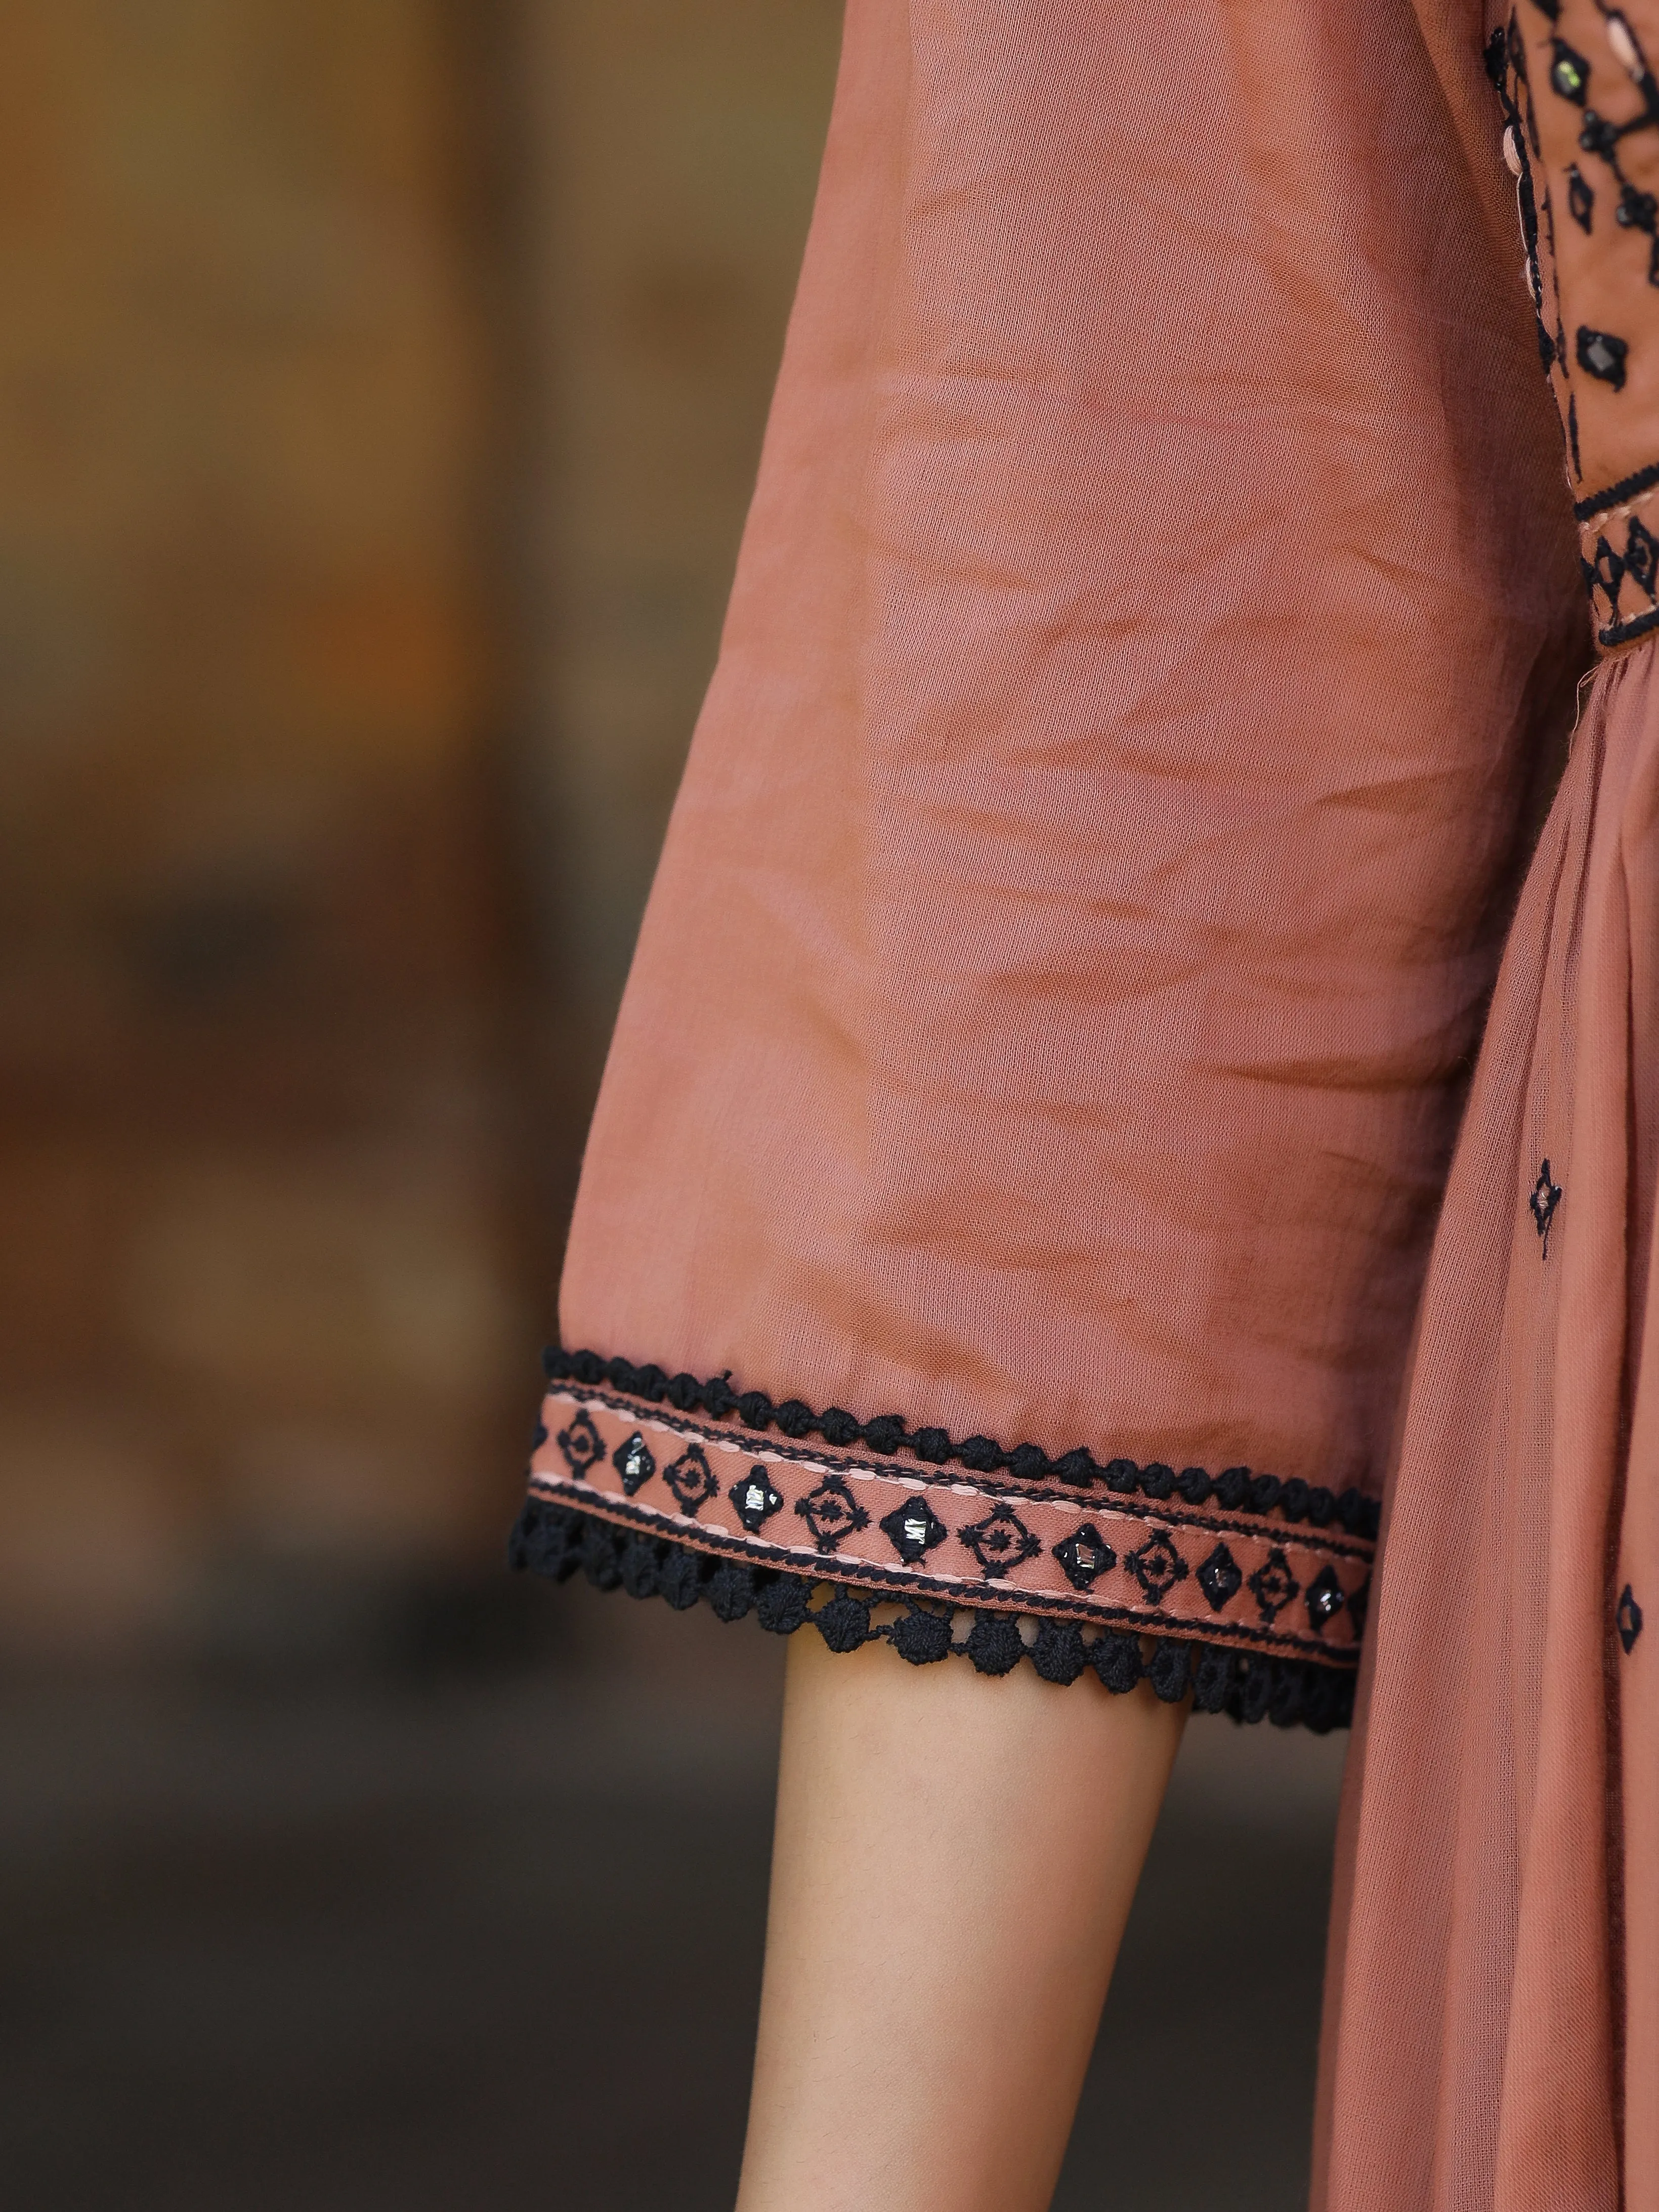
xmin=735 ymin=1634 xmax=1186 ymax=2212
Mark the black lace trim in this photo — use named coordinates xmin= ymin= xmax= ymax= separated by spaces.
xmin=543 ymin=1346 xmax=1382 ymax=1544
xmin=509 ymin=1497 xmax=1356 ymax=1733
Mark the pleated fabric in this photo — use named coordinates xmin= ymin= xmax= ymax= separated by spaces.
xmin=1315 ymin=646 xmax=1658 ymax=2210
xmin=1310 ymin=4 xmax=1659 ymax=2197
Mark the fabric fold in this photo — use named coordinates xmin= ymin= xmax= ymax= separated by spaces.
xmin=1316 ymin=642 xmax=1659 ymax=2211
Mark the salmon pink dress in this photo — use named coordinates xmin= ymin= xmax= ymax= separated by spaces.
xmin=512 ymin=2 xmax=1655 ymax=2201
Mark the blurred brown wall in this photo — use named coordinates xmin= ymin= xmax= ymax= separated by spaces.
xmin=0 ymin=0 xmax=839 ymax=1656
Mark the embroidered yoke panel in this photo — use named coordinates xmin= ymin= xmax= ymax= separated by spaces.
xmin=1494 ymin=1 xmax=1659 ymax=644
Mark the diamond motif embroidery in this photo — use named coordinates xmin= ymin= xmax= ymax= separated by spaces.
xmin=795 ymin=1474 xmax=871 ymax=1553
xmin=879 ymin=1495 xmax=948 ymax=1564
xmin=557 ymin=1409 xmax=605 ymax=1477
xmin=1551 ymin=37 xmax=1590 ymax=102
xmin=959 ymin=1501 xmax=1042 ymax=1580
xmin=1530 ymin=1159 xmax=1562 ymax=1257
xmin=1052 ymin=1522 xmax=1116 ymax=1592
xmin=1577 ymin=325 xmax=1629 ymax=387
xmin=1248 ymin=1547 xmax=1301 ymax=1625
xmin=1197 ymin=1541 xmax=1243 ymax=1611
xmin=662 ymin=1443 xmax=718 ymax=1516
xmin=1125 ymin=1528 xmax=1189 ymax=1604
xmin=1628 ymin=515 xmax=1659 ymax=599
xmin=1305 ymin=1563 xmax=1346 ymax=1630
xmin=1618 ymin=1583 xmax=1644 ymax=1653
xmin=729 ymin=1467 xmax=783 ymax=1533
xmin=1568 ymin=161 xmax=1595 ymax=230
xmin=613 ymin=1430 xmax=657 ymax=1495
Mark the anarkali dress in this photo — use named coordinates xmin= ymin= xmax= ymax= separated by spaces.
xmin=512 ymin=3 xmax=1657 ymax=2202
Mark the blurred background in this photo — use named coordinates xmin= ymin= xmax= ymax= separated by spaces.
xmin=0 ymin=5 xmax=1347 ymax=2205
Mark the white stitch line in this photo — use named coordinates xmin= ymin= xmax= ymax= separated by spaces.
xmin=527 ymin=1473 xmax=1366 ymax=1654
xmin=1580 ymin=479 xmax=1659 ymax=531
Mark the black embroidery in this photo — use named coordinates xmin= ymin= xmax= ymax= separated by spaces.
xmin=879 ymin=1494 xmax=949 ymax=1564
xmin=1594 ymin=534 xmax=1628 ymax=625
xmin=1551 ymin=37 xmax=1590 ymax=102
xmin=557 ymin=1409 xmax=605 ymax=1477
xmin=1249 ymin=1548 xmax=1301 ymax=1625
xmin=1305 ymin=1563 xmax=1346 ymax=1629
xmin=1577 ymin=453 xmax=1659 ymax=520
xmin=1126 ymin=1527 xmax=1189 ymax=1604
xmin=1627 ymin=514 xmax=1659 ymax=598
xmin=613 ymin=1430 xmax=657 ymax=1495
xmin=663 ymin=1443 xmax=718 ymax=1515
xmin=1197 ymin=1541 xmax=1244 ymax=1610
xmin=959 ymin=1500 xmax=1043 ymax=1580
xmin=1568 ymin=161 xmax=1595 ymax=228
xmin=1052 ymin=1522 xmax=1116 ymax=1591
xmin=1602 ymin=604 xmax=1659 ymax=645
xmin=795 ymin=1474 xmax=870 ymax=1553
xmin=542 ymin=1347 xmax=1383 ymax=1540
xmin=1618 ymin=1583 xmax=1644 ymax=1652
xmin=510 ymin=1497 xmax=1358 ymax=1732
xmin=1578 ymin=326 xmax=1630 ymax=386
xmin=1530 ymin=1159 xmax=1563 ymax=1256
xmin=964 ymin=1612 xmax=1026 ymax=1675
xmin=729 ymin=1467 xmax=783 ymax=1532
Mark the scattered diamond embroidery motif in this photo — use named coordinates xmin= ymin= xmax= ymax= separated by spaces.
xmin=1618 ymin=1583 xmax=1644 ymax=1653
xmin=1530 ymin=1159 xmax=1563 ymax=1256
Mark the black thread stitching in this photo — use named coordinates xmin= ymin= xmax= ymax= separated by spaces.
xmin=613 ymin=1431 xmax=657 ymax=1496
xmin=549 ymin=1378 xmax=1378 ymax=1572
xmin=958 ymin=1500 xmax=1043 ymax=1581
xmin=509 ymin=1496 xmax=1357 ymax=1733
xmin=879 ymin=1495 xmax=949 ymax=1564
xmin=662 ymin=1443 xmax=718 ymax=1516
xmin=729 ymin=1467 xmax=783 ymax=1532
xmin=1618 ymin=1583 xmax=1644 ymax=1653
xmin=524 ymin=1474 xmax=1363 ymax=1660
xmin=541 ymin=1346 xmax=1382 ymax=1543
xmin=1248 ymin=1548 xmax=1301 ymax=1626
xmin=1530 ymin=1159 xmax=1563 ymax=1256
xmin=1053 ymin=1523 xmax=1116 ymax=1592
xmin=1197 ymin=1541 xmax=1243 ymax=1610
xmin=1599 ymin=604 xmax=1659 ymax=645
xmin=794 ymin=1474 xmax=870 ymax=1554
xmin=1576 ymin=454 xmax=1659 ymax=520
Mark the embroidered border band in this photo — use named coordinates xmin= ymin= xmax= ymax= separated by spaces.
xmin=527 ymin=1374 xmax=1373 ymax=1669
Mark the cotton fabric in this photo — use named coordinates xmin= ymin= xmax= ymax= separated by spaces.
xmin=523 ymin=0 xmax=1659 ymax=2200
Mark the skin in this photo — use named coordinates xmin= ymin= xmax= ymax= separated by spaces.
xmin=734 ymin=1630 xmax=1187 ymax=2212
